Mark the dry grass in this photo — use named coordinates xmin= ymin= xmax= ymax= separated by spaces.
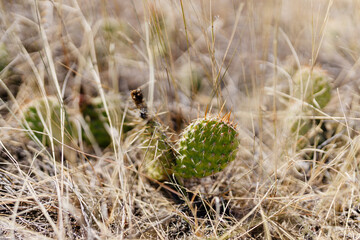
xmin=1 ymin=0 xmax=360 ymax=239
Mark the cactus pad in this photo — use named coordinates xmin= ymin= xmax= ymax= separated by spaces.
xmin=80 ymin=95 xmax=133 ymax=148
xmin=23 ymin=97 xmax=73 ymax=146
xmin=174 ymin=117 xmax=239 ymax=178
xmin=81 ymin=98 xmax=112 ymax=148
xmin=142 ymin=121 xmax=174 ymax=181
xmin=293 ymin=67 xmax=332 ymax=109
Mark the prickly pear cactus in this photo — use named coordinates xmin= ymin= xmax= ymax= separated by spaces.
xmin=293 ymin=67 xmax=332 ymax=109
xmin=80 ymin=95 xmax=133 ymax=148
xmin=142 ymin=121 xmax=174 ymax=181
xmin=81 ymin=97 xmax=112 ymax=148
xmin=174 ymin=117 xmax=239 ymax=178
xmin=23 ymin=97 xmax=73 ymax=146
xmin=131 ymin=89 xmax=240 ymax=180
xmin=289 ymin=67 xmax=333 ymax=151
xmin=291 ymin=117 xmax=315 ymax=150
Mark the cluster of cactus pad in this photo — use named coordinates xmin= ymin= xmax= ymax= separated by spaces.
xmin=23 ymin=89 xmax=240 ymax=180
xmin=130 ymin=88 xmax=240 ymax=180
xmin=22 ymin=94 xmax=133 ymax=150
xmin=141 ymin=114 xmax=239 ymax=180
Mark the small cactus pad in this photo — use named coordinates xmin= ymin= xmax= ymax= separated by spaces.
xmin=142 ymin=122 xmax=174 ymax=181
xmin=80 ymin=95 xmax=133 ymax=148
xmin=293 ymin=67 xmax=332 ymax=109
xmin=81 ymin=98 xmax=112 ymax=148
xmin=23 ymin=97 xmax=73 ymax=146
xmin=291 ymin=118 xmax=314 ymax=150
xmin=174 ymin=117 xmax=239 ymax=178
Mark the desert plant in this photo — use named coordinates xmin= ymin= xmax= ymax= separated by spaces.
xmin=22 ymin=96 xmax=74 ymax=147
xmin=290 ymin=67 xmax=333 ymax=147
xmin=293 ymin=66 xmax=332 ymax=109
xmin=174 ymin=115 xmax=239 ymax=178
xmin=131 ymin=89 xmax=240 ymax=180
xmin=141 ymin=120 xmax=175 ymax=181
xmin=23 ymin=93 xmax=133 ymax=151
xmin=80 ymin=93 xmax=134 ymax=148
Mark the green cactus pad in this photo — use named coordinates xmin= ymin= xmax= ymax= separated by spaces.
xmin=291 ymin=117 xmax=313 ymax=137
xmin=81 ymin=95 xmax=133 ymax=148
xmin=23 ymin=97 xmax=74 ymax=146
xmin=293 ymin=67 xmax=332 ymax=109
xmin=291 ymin=118 xmax=313 ymax=149
xmin=142 ymin=121 xmax=174 ymax=181
xmin=174 ymin=117 xmax=239 ymax=178
xmin=81 ymin=98 xmax=111 ymax=148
